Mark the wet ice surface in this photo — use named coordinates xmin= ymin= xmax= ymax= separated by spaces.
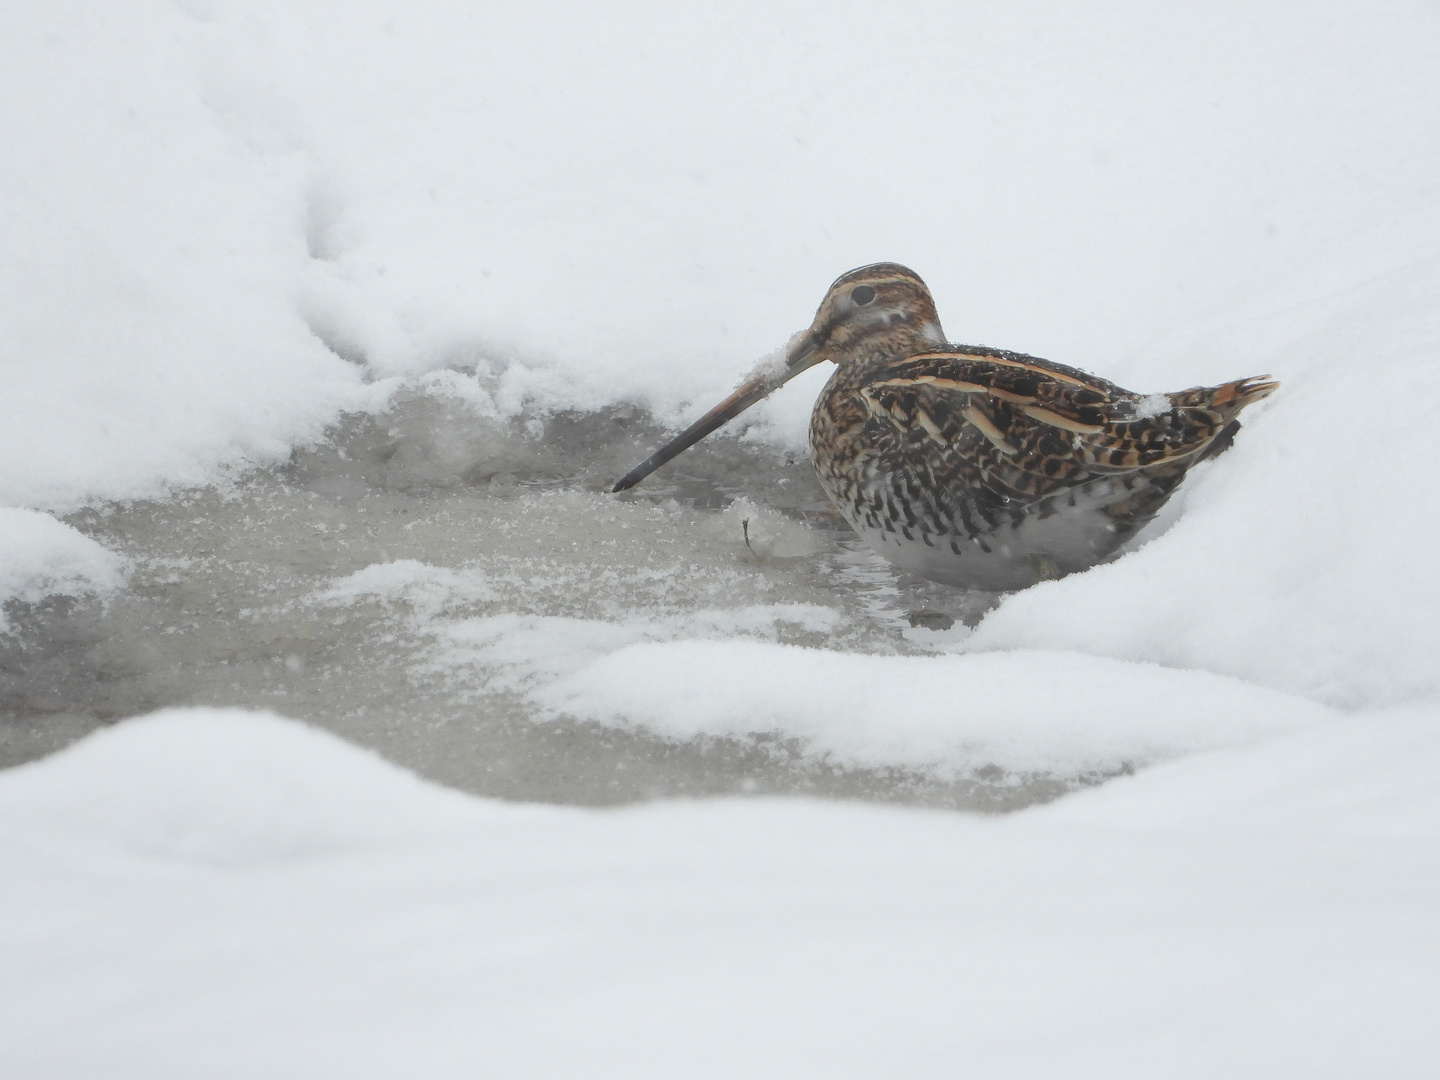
xmin=0 ymin=387 xmax=1085 ymax=810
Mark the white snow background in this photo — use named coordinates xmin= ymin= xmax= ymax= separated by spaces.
xmin=3 ymin=0 xmax=1439 ymax=1074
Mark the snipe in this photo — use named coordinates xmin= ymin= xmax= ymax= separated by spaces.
xmin=614 ymin=263 xmax=1277 ymax=591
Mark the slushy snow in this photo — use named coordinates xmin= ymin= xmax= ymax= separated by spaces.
xmin=0 ymin=509 xmax=126 ymax=631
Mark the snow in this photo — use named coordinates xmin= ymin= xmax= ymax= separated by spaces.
xmin=320 ymin=559 xmax=498 ymax=620
xmin=0 ymin=2 xmax=378 ymax=510
xmin=0 ymin=509 xmax=125 ymax=631
xmin=2 ymin=0 xmax=1439 ymax=1069
xmin=1 ymin=707 xmax=1436 ymax=1077
xmin=1132 ymin=392 xmax=1171 ymax=419
xmin=534 ymin=642 xmax=1333 ymax=775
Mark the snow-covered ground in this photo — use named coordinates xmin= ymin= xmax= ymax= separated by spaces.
xmin=4 ymin=708 xmax=1438 ymax=1077
xmin=2 ymin=0 xmax=1439 ymax=1073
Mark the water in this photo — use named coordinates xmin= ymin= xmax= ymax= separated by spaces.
xmin=0 ymin=384 xmax=1092 ymax=809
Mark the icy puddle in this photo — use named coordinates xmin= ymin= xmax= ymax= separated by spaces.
xmin=1 ymin=385 xmax=1065 ymax=809
xmin=0 ymin=382 xmax=1321 ymax=809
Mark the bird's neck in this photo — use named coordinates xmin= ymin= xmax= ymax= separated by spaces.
xmin=835 ymin=319 xmax=947 ymax=369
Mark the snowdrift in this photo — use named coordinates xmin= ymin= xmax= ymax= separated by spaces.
xmin=2 ymin=707 xmax=1437 ymax=1077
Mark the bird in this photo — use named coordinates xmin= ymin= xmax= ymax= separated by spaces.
xmin=613 ymin=263 xmax=1277 ymax=591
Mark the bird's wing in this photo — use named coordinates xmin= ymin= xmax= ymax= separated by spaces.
xmin=855 ymin=349 xmax=1259 ymax=503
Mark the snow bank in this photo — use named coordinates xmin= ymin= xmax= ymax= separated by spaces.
xmin=231 ymin=0 xmax=1440 ymax=411
xmin=0 ymin=709 xmax=482 ymax=864
xmin=304 ymin=558 xmax=1347 ymax=780
xmin=0 ymin=1 xmax=372 ymax=511
xmin=535 ymin=640 xmax=1333 ymax=775
xmin=2 ymin=708 xmax=1436 ymax=1077
xmin=0 ymin=508 xmax=125 ymax=630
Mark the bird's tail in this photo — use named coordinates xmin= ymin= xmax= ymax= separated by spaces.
xmin=1170 ymin=374 xmax=1278 ymax=421
xmin=1207 ymin=374 xmax=1279 ymax=415
xmin=1175 ymin=375 xmax=1278 ymax=464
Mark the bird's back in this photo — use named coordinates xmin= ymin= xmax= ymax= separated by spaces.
xmin=810 ymin=345 xmax=1276 ymax=590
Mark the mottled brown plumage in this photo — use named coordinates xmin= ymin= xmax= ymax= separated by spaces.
xmin=615 ymin=263 xmax=1277 ymax=591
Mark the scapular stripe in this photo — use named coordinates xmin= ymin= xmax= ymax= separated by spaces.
xmin=905 ymin=351 xmax=1093 ymax=387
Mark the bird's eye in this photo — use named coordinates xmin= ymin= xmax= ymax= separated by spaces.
xmin=850 ymin=285 xmax=876 ymax=306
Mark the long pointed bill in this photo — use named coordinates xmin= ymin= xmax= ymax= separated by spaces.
xmin=611 ymin=332 xmax=823 ymax=492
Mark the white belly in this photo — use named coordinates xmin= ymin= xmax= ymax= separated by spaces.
xmin=829 ymin=478 xmax=1132 ymax=592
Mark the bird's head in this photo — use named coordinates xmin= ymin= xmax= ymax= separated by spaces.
xmin=611 ymin=263 xmax=945 ymax=492
xmin=785 ymin=263 xmax=946 ymax=372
